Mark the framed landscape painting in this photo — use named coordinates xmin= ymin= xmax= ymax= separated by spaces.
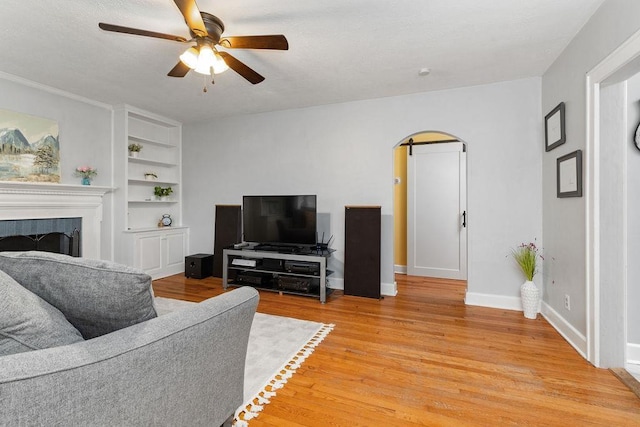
xmin=0 ymin=109 xmax=60 ymax=182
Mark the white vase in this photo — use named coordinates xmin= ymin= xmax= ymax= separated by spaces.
xmin=129 ymin=151 xmax=139 ymax=158
xmin=520 ymin=280 xmax=539 ymax=319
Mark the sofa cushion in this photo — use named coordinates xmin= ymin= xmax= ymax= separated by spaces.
xmin=0 ymin=251 xmax=157 ymax=339
xmin=0 ymin=269 xmax=84 ymax=356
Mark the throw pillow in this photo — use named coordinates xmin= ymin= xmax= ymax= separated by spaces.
xmin=0 ymin=251 xmax=158 ymax=339
xmin=0 ymin=269 xmax=84 ymax=356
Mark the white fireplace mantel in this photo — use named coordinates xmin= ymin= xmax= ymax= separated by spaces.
xmin=0 ymin=182 xmax=113 ymax=259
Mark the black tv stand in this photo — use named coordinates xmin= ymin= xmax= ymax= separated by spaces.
xmin=253 ymin=244 xmax=309 ymax=254
xmin=222 ymin=248 xmax=334 ymax=303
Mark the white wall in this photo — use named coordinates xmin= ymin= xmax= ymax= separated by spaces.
xmin=182 ymin=77 xmax=542 ymax=300
xmin=627 ymin=72 xmax=640 ymax=346
xmin=0 ymin=74 xmax=114 ymax=259
xmin=541 ymin=0 xmax=640 ymax=356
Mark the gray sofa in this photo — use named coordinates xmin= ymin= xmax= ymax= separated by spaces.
xmin=0 ymin=251 xmax=259 ymax=426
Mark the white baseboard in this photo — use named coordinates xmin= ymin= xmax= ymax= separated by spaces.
xmin=464 ymin=292 xmax=521 ymax=311
xmin=394 ymin=264 xmax=407 ymax=274
xmin=627 ymin=342 xmax=640 ymax=365
xmin=626 ymin=361 xmax=640 ymax=381
xmin=328 ymin=278 xmax=397 ymax=297
xmin=540 ymin=301 xmax=587 ymax=358
xmin=327 ymin=277 xmax=343 ymax=290
xmin=381 ymin=281 xmax=398 ymax=296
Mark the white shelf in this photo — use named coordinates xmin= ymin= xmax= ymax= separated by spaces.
xmin=124 ymin=226 xmax=188 ymax=233
xmin=128 ymin=156 xmax=178 ymax=167
xmin=128 ymin=199 xmax=178 ymax=204
xmin=128 ymin=179 xmax=179 ymax=186
xmin=129 ymin=134 xmax=177 ymax=148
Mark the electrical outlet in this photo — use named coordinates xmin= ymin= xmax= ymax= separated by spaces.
xmin=564 ymin=294 xmax=571 ymax=311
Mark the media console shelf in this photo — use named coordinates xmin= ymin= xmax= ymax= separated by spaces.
xmin=222 ymin=248 xmax=334 ymax=303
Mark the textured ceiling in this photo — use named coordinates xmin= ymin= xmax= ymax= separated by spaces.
xmin=0 ymin=0 xmax=604 ymax=123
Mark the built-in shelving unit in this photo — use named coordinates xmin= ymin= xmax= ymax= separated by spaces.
xmin=113 ymin=105 xmax=188 ymax=279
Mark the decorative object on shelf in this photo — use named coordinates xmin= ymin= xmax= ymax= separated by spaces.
xmin=634 ymin=121 xmax=640 ymax=152
xmin=153 ymin=186 xmax=173 ymax=201
xmin=74 ymin=166 xmax=97 ymax=185
xmin=158 ymin=214 xmax=172 ymax=227
xmin=545 ymin=102 xmax=566 ymax=152
xmin=511 ymin=241 xmax=543 ymax=319
xmin=557 ymin=149 xmax=582 ymax=198
xmin=144 ymin=172 xmax=157 ymax=181
xmin=128 ymin=143 xmax=142 ymax=158
xmin=0 ymin=108 xmax=60 ymax=183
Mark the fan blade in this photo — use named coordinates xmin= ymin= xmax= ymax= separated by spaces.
xmin=98 ymin=23 xmax=187 ymax=42
xmin=173 ymin=0 xmax=207 ymax=37
xmin=168 ymin=61 xmax=191 ymax=77
xmin=219 ymin=35 xmax=288 ymax=50
xmin=218 ymin=52 xmax=265 ymax=84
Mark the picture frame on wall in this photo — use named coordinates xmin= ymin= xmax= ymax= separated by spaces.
xmin=545 ymin=102 xmax=566 ymax=152
xmin=557 ymin=150 xmax=582 ymax=198
xmin=0 ymin=109 xmax=60 ymax=183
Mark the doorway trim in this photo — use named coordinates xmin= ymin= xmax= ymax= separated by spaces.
xmin=392 ymin=130 xmax=468 ymax=285
xmin=586 ymin=27 xmax=640 ymax=367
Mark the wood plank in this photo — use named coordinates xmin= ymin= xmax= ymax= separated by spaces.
xmin=153 ymin=274 xmax=640 ymax=425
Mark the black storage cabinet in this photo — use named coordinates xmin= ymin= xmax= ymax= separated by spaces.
xmin=185 ymin=253 xmax=214 ymax=279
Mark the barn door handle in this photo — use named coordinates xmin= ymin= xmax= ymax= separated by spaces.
xmin=462 ymin=211 xmax=466 ymax=228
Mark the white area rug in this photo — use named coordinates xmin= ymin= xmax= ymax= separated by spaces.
xmin=154 ymin=297 xmax=334 ymax=425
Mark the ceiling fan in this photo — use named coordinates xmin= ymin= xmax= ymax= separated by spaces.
xmin=98 ymin=0 xmax=288 ymax=86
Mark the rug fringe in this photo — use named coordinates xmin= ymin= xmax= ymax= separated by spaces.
xmin=233 ymin=322 xmax=335 ymax=425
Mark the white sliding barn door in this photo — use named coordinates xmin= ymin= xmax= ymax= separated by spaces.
xmin=407 ymin=142 xmax=467 ymax=279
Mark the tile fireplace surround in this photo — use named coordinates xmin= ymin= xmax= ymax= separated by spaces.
xmin=0 ymin=182 xmax=111 ymax=259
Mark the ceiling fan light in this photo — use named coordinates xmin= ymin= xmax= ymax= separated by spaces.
xmin=195 ymin=45 xmax=216 ymax=74
xmin=179 ymin=47 xmax=199 ymax=69
xmin=212 ymin=52 xmax=229 ymax=74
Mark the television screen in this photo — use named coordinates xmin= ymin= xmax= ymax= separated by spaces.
xmin=243 ymin=195 xmax=317 ymax=246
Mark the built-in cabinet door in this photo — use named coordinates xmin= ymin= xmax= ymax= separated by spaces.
xmin=136 ymin=234 xmax=162 ymax=275
xmin=133 ymin=228 xmax=188 ymax=279
xmin=165 ymin=231 xmax=186 ymax=271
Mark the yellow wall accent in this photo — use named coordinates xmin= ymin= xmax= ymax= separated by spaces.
xmin=393 ymin=145 xmax=407 ymax=266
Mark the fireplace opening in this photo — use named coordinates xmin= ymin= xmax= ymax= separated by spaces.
xmin=0 ymin=218 xmax=81 ymax=257
xmin=0 ymin=231 xmax=80 ymax=257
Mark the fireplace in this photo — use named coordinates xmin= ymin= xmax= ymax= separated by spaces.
xmin=0 ymin=182 xmax=110 ymax=259
xmin=0 ymin=218 xmax=81 ymax=256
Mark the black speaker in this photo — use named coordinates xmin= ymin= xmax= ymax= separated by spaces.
xmin=344 ymin=206 xmax=381 ymax=299
xmin=185 ymin=253 xmax=213 ymax=279
xmin=213 ymin=205 xmax=242 ymax=278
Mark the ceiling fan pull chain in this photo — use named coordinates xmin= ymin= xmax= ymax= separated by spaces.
xmin=203 ymin=74 xmax=208 ymax=93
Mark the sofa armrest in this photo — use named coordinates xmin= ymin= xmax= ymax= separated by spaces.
xmin=0 ymin=286 xmax=259 ymax=426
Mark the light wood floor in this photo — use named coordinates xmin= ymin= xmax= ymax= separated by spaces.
xmin=153 ymin=274 xmax=640 ymax=426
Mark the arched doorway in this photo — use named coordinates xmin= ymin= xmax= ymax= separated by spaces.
xmin=393 ymin=131 xmax=468 ymax=282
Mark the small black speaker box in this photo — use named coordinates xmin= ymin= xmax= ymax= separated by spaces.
xmin=185 ymin=253 xmax=214 ymax=279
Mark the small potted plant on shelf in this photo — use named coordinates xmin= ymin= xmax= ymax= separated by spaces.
xmin=144 ymin=172 xmax=157 ymax=181
xmin=154 ymin=186 xmax=173 ymax=201
xmin=128 ymin=143 xmax=142 ymax=158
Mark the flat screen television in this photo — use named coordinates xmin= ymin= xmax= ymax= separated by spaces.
xmin=242 ymin=195 xmax=317 ymax=247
